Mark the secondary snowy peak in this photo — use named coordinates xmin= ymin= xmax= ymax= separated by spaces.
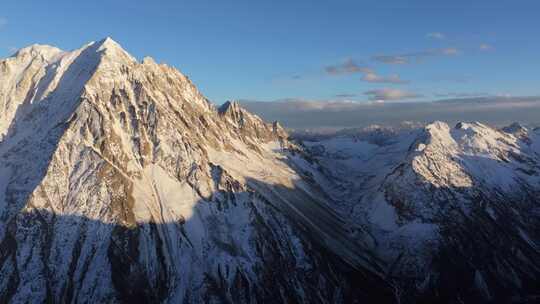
xmin=411 ymin=121 xmax=528 ymax=168
xmin=502 ymin=122 xmax=527 ymax=133
xmin=413 ymin=123 xmax=471 ymax=186
xmin=502 ymin=122 xmax=530 ymax=141
xmin=395 ymin=121 xmax=535 ymax=189
xmin=12 ymin=44 xmax=64 ymax=61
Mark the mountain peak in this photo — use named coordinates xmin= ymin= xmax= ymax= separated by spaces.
xmin=87 ymin=36 xmax=136 ymax=64
xmin=95 ymin=36 xmax=121 ymax=50
xmin=218 ymin=100 xmax=287 ymax=142
xmin=454 ymin=121 xmax=488 ymax=131
xmin=425 ymin=120 xmax=450 ymax=131
xmin=423 ymin=121 xmax=452 ymax=141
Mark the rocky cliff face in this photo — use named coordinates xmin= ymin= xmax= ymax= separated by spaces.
xmin=0 ymin=38 xmax=391 ymax=303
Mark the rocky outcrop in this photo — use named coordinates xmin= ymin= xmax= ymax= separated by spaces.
xmin=219 ymin=100 xmax=288 ymax=147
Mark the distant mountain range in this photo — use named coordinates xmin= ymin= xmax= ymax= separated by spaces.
xmin=238 ymin=97 xmax=540 ymax=130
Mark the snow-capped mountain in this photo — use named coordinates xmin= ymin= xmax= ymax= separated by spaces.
xmin=297 ymin=121 xmax=540 ymax=302
xmin=0 ymin=38 xmax=392 ymax=303
xmin=0 ymin=38 xmax=538 ymax=303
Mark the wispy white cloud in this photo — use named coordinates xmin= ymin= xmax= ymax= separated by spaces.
xmin=324 ymin=58 xmax=372 ymax=75
xmin=0 ymin=17 xmax=7 ymax=28
xmin=240 ymin=98 xmax=373 ymax=112
xmin=325 ymin=58 xmax=408 ymax=84
xmin=426 ymin=32 xmax=445 ymax=39
xmin=362 ymin=72 xmax=408 ymax=84
xmin=372 ymin=48 xmax=461 ymax=64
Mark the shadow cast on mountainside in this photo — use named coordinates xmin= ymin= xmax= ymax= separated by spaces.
xmin=0 ymin=42 xmax=105 ymax=248
xmin=0 ymin=74 xmax=397 ymax=303
xmin=0 ymin=176 xmax=397 ymax=303
xmin=0 ymin=43 xmax=110 ymax=302
xmin=386 ymin=150 xmax=540 ymax=303
xmin=1 ymin=40 xmax=106 ymax=144
xmin=0 ymin=40 xmax=108 ymax=196
xmin=286 ymin=130 xmax=540 ymax=302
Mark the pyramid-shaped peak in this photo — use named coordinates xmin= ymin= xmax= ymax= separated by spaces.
xmin=96 ymin=37 xmax=121 ymax=48
xmin=94 ymin=37 xmax=123 ymax=52
xmin=89 ymin=37 xmax=136 ymax=63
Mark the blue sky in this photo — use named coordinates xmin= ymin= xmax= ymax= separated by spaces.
xmin=1 ymin=0 xmax=539 ymax=104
